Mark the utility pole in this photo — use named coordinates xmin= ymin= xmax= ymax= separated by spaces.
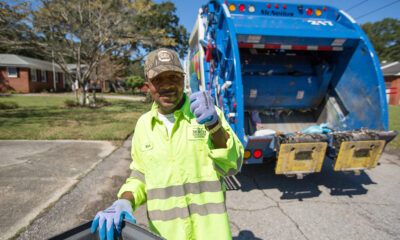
xmin=50 ymin=26 xmax=56 ymax=92
xmin=52 ymin=49 xmax=57 ymax=92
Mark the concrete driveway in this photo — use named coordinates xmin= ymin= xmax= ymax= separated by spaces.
xmin=0 ymin=140 xmax=116 ymax=240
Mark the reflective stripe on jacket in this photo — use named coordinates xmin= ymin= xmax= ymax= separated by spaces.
xmin=118 ymin=93 xmax=244 ymax=240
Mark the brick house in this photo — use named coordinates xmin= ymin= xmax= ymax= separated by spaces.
xmin=0 ymin=54 xmax=65 ymax=93
xmin=381 ymin=61 xmax=400 ymax=105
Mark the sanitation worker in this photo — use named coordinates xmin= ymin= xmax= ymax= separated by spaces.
xmin=91 ymin=48 xmax=244 ymax=240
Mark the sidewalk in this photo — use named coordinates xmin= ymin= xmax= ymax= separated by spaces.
xmin=0 ymin=139 xmax=124 ymax=240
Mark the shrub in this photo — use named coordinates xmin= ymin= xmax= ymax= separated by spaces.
xmin=0 ymin=101 xmax=19 ymax=109
xmin=103 ymin=88 xmax=111 ymax=93
xmin=64 ymin=99 xmax=79 ymax=107
xmin=95 ymin=97 xmax=109 ymax=104
xmin=7 ymin=90 xmax=24 ymax=94
xmin=125 ymin=75 xmax=145 ymax=91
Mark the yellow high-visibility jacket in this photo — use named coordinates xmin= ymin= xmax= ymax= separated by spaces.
xmin=118 ymin=94 xmax=244 ymax=240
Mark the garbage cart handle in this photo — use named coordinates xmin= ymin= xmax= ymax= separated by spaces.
xmin=47 ymin=220 xmax=165 ymax=240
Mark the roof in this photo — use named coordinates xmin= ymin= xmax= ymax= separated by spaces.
xmin=0 ymin=54 xmax=63 ymax=72
xmin=381 ymin=61 xmax=400 ymax=76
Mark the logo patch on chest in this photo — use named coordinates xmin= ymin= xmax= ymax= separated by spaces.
xmin=188 ymin=126 xmax=207 ymax=140
xmin=141 ymin=143 xmax=153 ymax=151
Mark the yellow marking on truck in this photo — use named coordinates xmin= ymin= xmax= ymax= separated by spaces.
xmin=275 ymin=142 xmax=327 ymax=175
xmin=334 ymin=140 xmax=385 ymax=171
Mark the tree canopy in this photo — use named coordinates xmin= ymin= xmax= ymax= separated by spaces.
xmin=361 ymin=18 xmax=400 ymax=62
xmin=0 ymin=1 xmax=43 ymax=59
xmin=0 ymin=0 xmax=189 ymax=104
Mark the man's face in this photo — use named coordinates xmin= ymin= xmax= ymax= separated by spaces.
xmin=146 ymin=71 xmax=185 ymax=114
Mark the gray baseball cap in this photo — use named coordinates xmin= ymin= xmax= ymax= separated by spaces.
xmin=144 ymin=48 xmax=185 ymax=80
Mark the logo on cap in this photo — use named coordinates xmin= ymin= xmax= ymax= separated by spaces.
xmin=158 ymin=51 xmax=172 ymax=62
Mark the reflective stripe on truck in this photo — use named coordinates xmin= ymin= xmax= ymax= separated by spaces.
xmin=238 ymin=43 xmax=343 ymax=51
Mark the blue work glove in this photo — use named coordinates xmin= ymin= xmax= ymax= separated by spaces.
xmin=189 ymin=91 xmax=218 ymax=126
xmin=301 ymin=123 xmax=332 ymax=134
xmin=91 ymin=199 xmax=136 ymax=240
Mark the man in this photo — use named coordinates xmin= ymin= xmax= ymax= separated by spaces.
xmin=91 ymin=48 xmax=243 ymax=240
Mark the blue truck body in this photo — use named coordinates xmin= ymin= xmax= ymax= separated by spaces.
xmin=185 ymin=0 xmax=397 ymax=176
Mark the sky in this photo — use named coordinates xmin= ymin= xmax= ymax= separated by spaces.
xmin=153 ymin=0 xmax=400 ymax=34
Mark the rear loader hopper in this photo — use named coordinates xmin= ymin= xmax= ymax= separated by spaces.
xmin=184 ymin=0 xmax=397 ymax=178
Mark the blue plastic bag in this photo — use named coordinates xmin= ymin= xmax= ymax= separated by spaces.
xmin=301 ymin=123 xmax=332 ymax=134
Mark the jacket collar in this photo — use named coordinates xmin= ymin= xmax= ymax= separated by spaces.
xmin=150 ymin=93 xmax=192 ymax=129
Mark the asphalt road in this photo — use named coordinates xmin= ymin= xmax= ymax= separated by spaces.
xmin=225 ymin=150 xmax=400 ymax=240
xmin=3 ymin=137 xmax=400 ymax=240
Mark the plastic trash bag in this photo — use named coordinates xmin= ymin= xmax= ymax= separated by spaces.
xmin=254 ymin=129 xmax=276 ymax=136
xmin=301 ymin=123 xmax=332 ymax=134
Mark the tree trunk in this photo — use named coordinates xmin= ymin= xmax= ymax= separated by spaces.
xmin=111 ymin=82 xmax=118 ymax=93
xmin=75 ymin=89 xmax=79 ymax=103
xmin=119 ymin=85 xmax=126 ymax=93
xmin=93 ymin=90 xmax=97 ymax=106
xmin=80 ymin=86 xmax=86 ymax=106
xmin=74 ymin=81 xmax=79 ymax=103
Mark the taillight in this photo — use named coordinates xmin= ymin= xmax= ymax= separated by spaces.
xmin=275 ymin=4 xmax=279 ymax=9
xmin=254 ymin=150 xmax=263 ymax=159
xmin=315 ymin=9 xmax=322 ymax=16
xmin=267 ymin=3 xmax=271 ymax=8
xmin=229 ymin=3 xmax=236 ymax=11
xmin=238 ymin=4 xmax=246 ymax=12
xmin=306 ymin=8 xmax=313 ymax=16
xmin=283 ymin=4 xmax=287 ymax=9
xmin=248 ymin=4 xmax=255 ymax=13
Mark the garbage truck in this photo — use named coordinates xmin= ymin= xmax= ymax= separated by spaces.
xmin=184 ymin=0 xmax=398 ymax=178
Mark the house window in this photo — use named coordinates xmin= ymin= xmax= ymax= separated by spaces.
xmin=7 ymin=67 xmax=18 ymax=78
xmin=30 ymin=69 xmax=37 ymax=82
xmin=41 ymin=70 xmax=47 ymax=82
xmin=55 ymin=72 xmax=60 ymax=83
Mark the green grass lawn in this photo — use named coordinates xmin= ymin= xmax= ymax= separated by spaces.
xmin=0 ymin=96 xmax=151 ymax=140
xmin=388 ymin=105 xmax=400 ymax=150
xmin=1 ymin=95 xmax=400 ymax=149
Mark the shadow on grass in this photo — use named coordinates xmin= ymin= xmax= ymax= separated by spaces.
xmin=225 ymin=157 xmax=374 ymax=201
xmin=109 ymin=100 xmax=151 ymax=112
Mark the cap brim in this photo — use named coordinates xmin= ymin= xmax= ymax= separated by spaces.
xmin=147 ymin=65 xmax=185 ymax=79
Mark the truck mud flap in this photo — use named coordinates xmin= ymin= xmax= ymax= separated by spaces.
xmin=47 ymin=220 xmax=165 ymax=240
xmin=276 ymin=142 xmax=327 ymax=176
xmin=333 ymin=140 xmax=385 ymax=172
